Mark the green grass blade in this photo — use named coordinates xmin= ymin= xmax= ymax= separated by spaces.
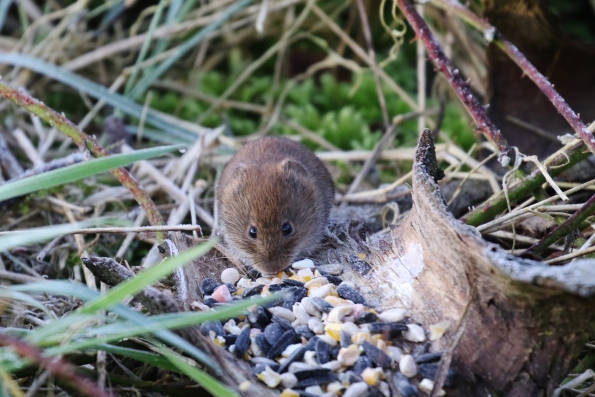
xmin=0 ymin=0 xmax=11 ymax=31
xmin=94 ymin=344 xmax=180 ymax=372
xmin=0 ymin=219 xmax=121 ymax=252
xmin=128 ymin=0 xmax=252 ymax=100
xmin=9 ymin=280 xmax=220 ymax=371
xmin=0 ymin=144 xmax=182 ymax=202
xmin=79 ymin=239 xmax=215 ymax=314
xmin=77 ymin=293 xmax=279 ymax=339
xmin=0 ymin=53 xmax=199 ymax=140
xmin=123 ymin=0 xmax=167 ymax=96
xmin=146 ymin=0 xmax=195 ymax=74
xmin=159 ymin=346 xmax=239 ymax=397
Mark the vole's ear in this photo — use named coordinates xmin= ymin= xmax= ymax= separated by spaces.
xmin=280 ymin=159 xmax=308 ymax=178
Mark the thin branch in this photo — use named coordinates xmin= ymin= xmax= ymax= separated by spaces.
xmin=430 ymin=0 xmax=595 ymax=158
xmin=0 ymin=224 xmax=204 ymax=236
xmin=463 ymin=121 xmax=595 ymax=226
xmin=547 ymin=244 xmax=595 ymax=265
xmin=396 ymin=0 xmax=511 ymax=166
xmin=523 ymin=193 xmax=595 ymax=257
xmin=0 ymin=81 xmax=165 ymax=234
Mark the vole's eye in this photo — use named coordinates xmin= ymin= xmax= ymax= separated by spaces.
xmin=248 ymin=226 xmax=257 ymax=239
xmin=281 ymin=222 xmax=292 ymax=236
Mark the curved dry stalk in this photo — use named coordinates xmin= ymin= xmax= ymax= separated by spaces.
xmin=462 ymin=136 xmax=591 ymax=226
xmin=396 ymin=0 xmax=511 ymax=166
xmin=430 ymin=0 xmax=595 ymax=159
xmin=0 ymin=81 xmax=165 ymax=232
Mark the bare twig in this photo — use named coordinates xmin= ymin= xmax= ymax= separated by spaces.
xmin=546 ymin=245 xmax=595 ymax=265
xmin=0 ymin=270 xmax=41 ymax=283
xmin=396 ymin=0 xmax=511 ymax=166
xmin=430 ymin=0 xmax=595 ymax=158
xmin=0 ymin=81 xmax=165 ymax=233
xmin=416 ymin=3 xmax=427 ymax=136
xmin=523 ymin=192 xmax=595 ymax=257
xmin=0 ymin=225 xmax=204 ymax=236
xmin=463 ymin=122 xmax=594 ymax=226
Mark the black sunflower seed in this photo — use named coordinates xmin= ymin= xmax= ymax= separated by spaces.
xmin=362 ymin=341 xmax=392 ymax=369
xmin=294 ymin=368 xmax=338 ymax=388
xmin=200 ymin=278 xmax=220 ymax=295
xmin=336 ymin=284 xmax=367 ymax=305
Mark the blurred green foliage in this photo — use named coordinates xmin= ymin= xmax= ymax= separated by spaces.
xmin=150 ymin=66 xmax=476 ymax=152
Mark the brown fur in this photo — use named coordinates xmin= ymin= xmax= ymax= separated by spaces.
xmin=215 ymin=137 xmax=335 ymax=275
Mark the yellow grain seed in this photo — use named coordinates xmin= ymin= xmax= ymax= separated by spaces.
xmin=280 ymin=389 xmax=300 ymax=397
xmin=324 ymin=323 xmax=343 ymax=341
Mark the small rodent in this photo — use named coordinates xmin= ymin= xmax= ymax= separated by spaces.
xmin=215 ymin=136 xmax=334 ymax=275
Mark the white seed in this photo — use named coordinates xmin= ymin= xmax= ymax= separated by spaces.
xmin=318 ymin=334 xmax=337 ymax=346
xmin=338 ymin=280 xmax=356 ymax=289
xmin=378 ymin=308 xmax=407 ymax=322
xmin=268 ymin=307 xmax=296 ymax=322
xmin=343 ymin=382 xmax=368 ymax=397
xmin=327 ymin=304 xmax=354 ymax=323
xmin=429 ymin=320 xmax=451 ymax=341
xmin=256 ymin=365 xmax=281 ymax=388
xmin=220 ymin=267 xmax=240 ymax=284
xmin=304 ymin=277 xmax=329 ymax=289
xmin=304 ymin=385 xmax=324 ymax=396
xmin=236 ymin=277 xmax=253 ymax=289
xmin=190 ymin=301 xmax=211 ymax=312
xmin=308 ymin=317 xmax=324 ymax=334
xmin=297 ymin=268 xmax=314 ymax=279
xmin=419 ymin=378 xmax=445 ymax=396
xmin=292 ymin=258 xmax=315 ymax=269
xmin=351 ymin=332 xmax=372 ymax=345
xmin=403 ymin=324 xmax=426 ymax=342
xmin=326 ymin=381 xmax=343 ymax=394
xmin=399 ymin=354 xmax=418 ymax=378
xmin=378 ymin=381 xmax=391 ymax=397
xmin=292 ymin=303 xmax=311 ymax=325
xmin=337 ymin=345 xmax=361 ymax=366
xmin=301 ymin=297 xmax=322 ymax=317
xmin=321 ymin=360 xmax=342 ymax=371
xmin=304 ymin=350 xmax=318 ymax=367
xmin=316 ymin=264 xmax=343 ymax=275
xmin=341 ymin=321 xmax=360 ymax=336
xmin=238 ymin=380 xmax=251 ymax=392
xmin=280 ymin=372 xmax=297 ymax=389
xmin=256 ymin=277 xmax=274 ymax=285
xmin=309 ymin=283 xmax=334 ymax=298
xmin=282 ymin=343 xmax=303 ymax=358
xmin=387 ymin=345 xmax=403 ymax=362
xmin=223 ymin=319 xmax=242 ymax=335
xmin=343 ymin=315 xmax=355 ymax=323
xmin=361 ymin=367 xmax=380 ymax=386
xmin=250 ymin=338 xmax=263 ymax=357
xmin=288 ymin=361 xmax=315 ymax=373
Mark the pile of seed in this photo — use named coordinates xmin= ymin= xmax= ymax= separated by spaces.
xmin=196 ymin=259 xmax=453 ymax=396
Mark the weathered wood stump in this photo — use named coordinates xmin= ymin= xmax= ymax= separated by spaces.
xmin=311 ymin=130 xmax=595 ymax=396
